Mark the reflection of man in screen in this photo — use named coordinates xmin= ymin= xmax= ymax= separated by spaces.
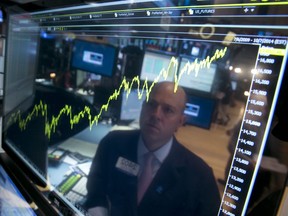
xmin=84 ymin=81 xmax=220 ymax=216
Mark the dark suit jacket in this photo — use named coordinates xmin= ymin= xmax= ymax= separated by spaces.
xmin=84 ymin=130 xmax=220 ymax=216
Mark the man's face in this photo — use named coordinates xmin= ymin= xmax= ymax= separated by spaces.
xmin=139 ymin=82 xmax=186 ymax=151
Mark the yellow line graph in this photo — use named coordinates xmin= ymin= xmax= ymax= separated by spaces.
xmin=8 ymin=47 xmax=227 ymax=139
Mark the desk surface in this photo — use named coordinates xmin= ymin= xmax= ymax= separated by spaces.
xmin=73 ymin=122 xmax=113 ymax=144
xmin=47 ymin=122 xmax=137 ymax=198
xmin=48 ymin=122 xmax=112 ymax=183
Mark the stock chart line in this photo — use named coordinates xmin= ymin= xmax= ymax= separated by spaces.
xmin=9 ymin=47 xmax=227 ymax=139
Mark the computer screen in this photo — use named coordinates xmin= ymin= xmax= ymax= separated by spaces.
xmin=0 ymin=9 xmax=3 ymax=23
xmin=2 ymin=1 xmax=288 ymax=216
xmin=184 ymin=94 xmax=216 ymax=129
xmin=71 ymin=39 xmax=118 ymax=77
xmin=140 ymin=51 xmax=176 ymax=82
xmin=0 ymin=163 xmax=38 ymax=215
xmin=178 ymin=57 xmax=217 ymax=93
xmin=119 ymin=89 xmax=147 ymax=123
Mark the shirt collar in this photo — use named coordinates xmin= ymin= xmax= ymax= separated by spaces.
xmin=138 ymin=137 xmax=173 ymax=163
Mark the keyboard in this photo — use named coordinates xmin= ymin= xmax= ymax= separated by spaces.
xmin=57 ymin=173 xmax=88 ymax=204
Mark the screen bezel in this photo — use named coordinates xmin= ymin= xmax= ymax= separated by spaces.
xmin=1 ymin=1 xmax=288 ymax=216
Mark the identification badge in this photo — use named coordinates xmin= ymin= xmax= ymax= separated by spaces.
xmin=115 ymin=157 xmax=140 ymax=176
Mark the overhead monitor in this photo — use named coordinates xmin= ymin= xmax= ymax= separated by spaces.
xmin=2 ymin=1 xmax=288 ymax=216
xmin=140 ymin=51 xmax=176 ymax=82
xmin=71 ymin=39 xmax=118 ymax=77
xmin=178 ymin=57 xmax=217 ymax=93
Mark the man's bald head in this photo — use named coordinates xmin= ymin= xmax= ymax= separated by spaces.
xmin=140 ymin=81 xmax=187 ymax=151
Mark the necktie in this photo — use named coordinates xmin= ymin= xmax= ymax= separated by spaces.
xmin=137 ymin=152 xmax=154 ymax=204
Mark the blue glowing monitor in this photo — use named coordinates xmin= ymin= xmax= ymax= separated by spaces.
xmin=0 ymin=164 xmax=37 ymax=215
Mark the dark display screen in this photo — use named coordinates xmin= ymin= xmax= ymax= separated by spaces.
xmin=71 ymin=39 xmax=117 ymax=77
xmin=184 ymin=94 xmax=216 ymax=129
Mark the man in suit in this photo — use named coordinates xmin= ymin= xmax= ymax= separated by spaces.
xmin=84 ymin=81 xmax=221 ymax=216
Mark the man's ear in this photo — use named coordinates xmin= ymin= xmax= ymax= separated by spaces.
xmin=177 ymin=114 xmax=186 ymax=128
xmin=180 ymin=114 xmax=186 ymax=126
xmin=175 ymin=114 xmax=186 ymax=133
